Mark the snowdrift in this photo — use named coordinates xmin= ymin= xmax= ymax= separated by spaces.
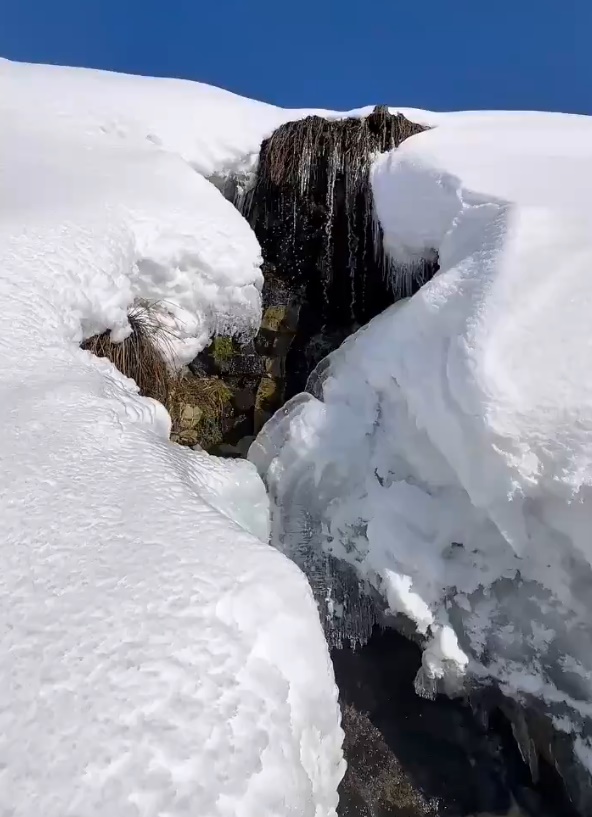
xmin=0 ymin=59 xmax=345 ymax=816
xmin=250 ymin=111 xmax=592 ymax=778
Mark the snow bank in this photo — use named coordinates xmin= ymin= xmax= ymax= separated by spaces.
xmin=0 ymin=59 xmax=344 ymax=816
xmin=0 ymin=58 xmax=429 ymax=360
xmin=0 ymin=58 xmax=277 ymax=360
xmin=0 ymin=58 xmax=413 ymax=181
xmin=0 ymin=58 xmax=289 ymax=180
xmin=250 ymin=112 xmax=592 ymax=766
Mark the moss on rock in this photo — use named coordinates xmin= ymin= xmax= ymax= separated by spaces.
xmin=211 ymin=336 xmax=235 ymax=367
xmin=260 ymin=305 xmax=290 ymax=333
xmin=169 ymin=375 xmax=234 ymax=450
xmin=254 ymin=376 xmax=282 ymax=433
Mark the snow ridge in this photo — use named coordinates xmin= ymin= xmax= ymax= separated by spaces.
xmin=0 ymin=58 xmax=345 ymax=817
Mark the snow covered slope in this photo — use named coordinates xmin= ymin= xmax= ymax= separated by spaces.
xmin=0 ymin=59 xmax=345 ymax=816
xmin=0 ymin=57 xmax=395 ymax=180
xmin=0 ymin=58 xmax=281 ymax=362
xmin=0 ymin=57 xmax=290 ymax=179
xmin=251 ymin=110 xmax=592 ymax=774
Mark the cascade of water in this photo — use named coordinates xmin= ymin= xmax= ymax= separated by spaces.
xmin=242 ymin=109 xmax=430 ymax=332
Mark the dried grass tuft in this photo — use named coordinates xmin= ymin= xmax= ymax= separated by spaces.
xmin=82 ymin=303 xmax=234 ymax=448
xmin=81 ymin=301 xmax=175 ymax=405
xmin=168 ymin=375 xmax=232 ymax=427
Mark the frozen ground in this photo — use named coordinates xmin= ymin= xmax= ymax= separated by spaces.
xmin=250 ymin=111 xmax=592 ymax=773
xmin=0 ymin=59 xmax=346 ymax=816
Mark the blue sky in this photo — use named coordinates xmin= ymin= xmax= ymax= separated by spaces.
xmin=2 ymin=1 xmax=590 ymax=113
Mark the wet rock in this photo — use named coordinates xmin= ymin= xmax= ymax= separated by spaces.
xmin=232 ymin=388 xmax=255 ymax=412
xmin=496 ymin=701 xmax=585 ymax=816
xmin=179 ymin=403 xmax=203 ymax=428
xmin=334 ymin=627 xmax=566 ymax=817
xmin=260 ymin=261 xmax=304 ymax=310
xmin=264 ymin=356 xmax=284 ymax=378
xmin=254 ymin=376 xmax=282 ymax=434
xmin=185 ymin=274 xmax=301 ymax=450
xmin=339 ymin=703 xmax=439 ymax=816
xmin=215 ymin=341 xmax=267 ymax=377
xmin=187 ymin=355 xmax=211 ymax=378
xmin=212 ymin=443 xmax=243 ymax=458
xmin=260 ymin=304 xmax=300 ymax=334
xmin=235 ymin=435 xmax=255 ymax=457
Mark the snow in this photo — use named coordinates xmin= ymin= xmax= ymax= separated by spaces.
xmin=0 ymin=58 xmax=286 ymax=180
xmin=6 ymin=49 xmax=592 ymax=810
xmin=0 ymin=65 xmax=270 ymax=364
xmin=0 ymin=58 xmax=345 ymax=816
xmin=0 ymin=58 xmax=406 ymax=181
xmin=250 ymin=110 xmax=592 ymax=763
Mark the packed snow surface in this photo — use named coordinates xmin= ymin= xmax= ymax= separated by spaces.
xmin=250 ymin=111 xmax=592 ymax=766
xmin=0 ymin=58 xmax=346 ymax=816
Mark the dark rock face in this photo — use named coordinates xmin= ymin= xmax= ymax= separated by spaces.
xmin=241 ymin=108 xmax=436 ymax=396
xmin=245 ymin=109 xmax=427 ymax=321
xmin=495 ymin=699 xmax=592 ymax=817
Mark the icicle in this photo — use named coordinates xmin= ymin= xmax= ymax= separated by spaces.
xmin=246 ymin=109 xmax=430 ymax=331
xmin=322 ymin=143 xmax=338 ymax=308
xmin=345 ymin=171 xmax=358 ymax=322
xmin=291 ymin=197 xmax=298 ymax=273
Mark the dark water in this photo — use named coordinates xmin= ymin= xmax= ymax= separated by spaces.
xmin=333 ymin=627 xmax=578 ymax=817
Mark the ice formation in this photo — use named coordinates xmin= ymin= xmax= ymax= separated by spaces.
xmin=244 ymin=110 xmax=427 ymax=313
xmin=250 ymin=111 xmax=592 ymax=773
xmin=0 ymin=58 xmax=346 ymax=816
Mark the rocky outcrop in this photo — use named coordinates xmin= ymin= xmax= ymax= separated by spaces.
xmin=193 ymin=110 xmax=434 ymax=443
xmin=186 ymin=267 xmax=301 ymax=454
xmin=240 ymin=108 xmax=436 ymax=396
